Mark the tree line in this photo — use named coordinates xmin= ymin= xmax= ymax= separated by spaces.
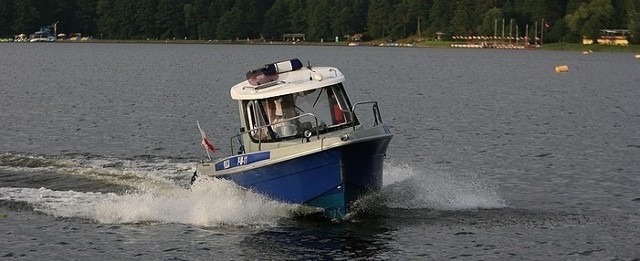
xmin=1 ymin=0 xmax=639 ymax=44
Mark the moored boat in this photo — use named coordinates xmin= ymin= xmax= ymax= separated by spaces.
xmin=193 ymin=58 xmax=392 ymax=220
xmin=29 ymin=26 xmax=55 ymax=42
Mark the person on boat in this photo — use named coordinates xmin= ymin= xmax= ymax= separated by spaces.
xmin=252 ymin=87 xmax=349 ymax=141
xmin=270 ymin=96 xmax=296 ymax=124
xmin=254 ymin=95 xmax=298 ymax=141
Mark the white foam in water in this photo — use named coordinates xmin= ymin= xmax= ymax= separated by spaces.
xmin=1 ymin=154 xmax=506 ymax=225
xmin=382 ymin=162 xmax=417 ymax=186
xmin=94 ymin=177 xmax=299 ymax=226
xmin=377 ymin=163 xmax=507 ymax=210
xmin=0 ymin=177 xmax=299 ymax=227
xmin=0 ymin=153 xmax=198 ymax=193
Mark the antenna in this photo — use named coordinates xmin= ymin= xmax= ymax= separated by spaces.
xmin=306 ymin=60 xmax=312 ymax=69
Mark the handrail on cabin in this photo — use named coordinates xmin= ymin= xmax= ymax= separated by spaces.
xmin=350 ymin=101 xmax=383 ymax=131
xmin=228 ymin=101 xmax=384 ymax=154
xmin=230 ymin=113 xmax=320 ymax=154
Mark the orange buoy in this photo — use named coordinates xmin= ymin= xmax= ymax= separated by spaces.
xmin=555 ymin=65 xmax=569 ymax=73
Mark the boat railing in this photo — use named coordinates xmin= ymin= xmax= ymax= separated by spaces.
xmin=242 ymin=81 xmax=286 ymax=91
xmin=349 ymin=101 xmax=384 ymax=131
xmin=230 ymin=113 xmax=320 ymax=154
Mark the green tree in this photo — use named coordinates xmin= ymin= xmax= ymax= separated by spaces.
xmin=0 ymin=1 xmax=15 ymax=36
xmin=262 ymin=0 xmax=291 ymax=39
xmin=565 ymin=0 xmax=614 ymax=43
xmin=546 ymin=18 xmax=569 ymax=42
xmin=113 ymin=0 xmax=137 ymax=38
xmin=12 ymin=0 xmax=39 ymax=34
xmin=76 ymin=0 xmax=98 ymax=35
xmin=194 ymin=0 xmax=220 ymax=39
xmin=389 ymin=0 xmax=411 ymax=40
xmin=350 ymin=0 xmax=369 ymax=34
xmin=184 ymin=3 xmax=197 ymax=39
xmin=566 ymin=0 xmax=586 ymax=13
xmin=136 ymin=0 xmax=158 ymax=39
xmin=428 ymin=0 xmax=453 ymax=36
xmin=627 ymin=0 xmax=640 ymax=44
xmin=482 ymin=8 xmax=504 ymax=36
xmin=288 ymin=0 xmax=306 ymax=33
xmin=204 ymin=0 xmax=234 ymax=39
xmin=156 ymin=0 xmax=185 ymax=39
xmin=306 ymin=0 xmax=332 ymax=41
xmin=515 ymin=0 xmax=563 ymax=23
xmin=96 ymin=0 xmax=140 ymax=39
xmin=0 ymin=0 xmax=634 ymax=44
xmin=331 ymin=0 xmax=355 ymax=38
xmin=244 ymin=0 xmax=274 ymax=39
xmin=217 ymin=0 xmax=271 ymax=40
xmin=367 ymin=0 xmax=391 ymax=39
xmin=610 ymin=0 xmax=627 ymax=28
xmin=405 ymin=0 xmax=430 ymax=38
xmin=217 ymin=5 xmax=244 ymax=39
xmin=96 ymin=0 xmax=116 ymax=38
xmin=451 ymin=0 xmax=476 ymax=35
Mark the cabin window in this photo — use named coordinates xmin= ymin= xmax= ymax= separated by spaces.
xmin=244 ymin=84 xmax=354 ymax=143
xmin=246 ymin=100 xmax=272 ymax=141
xmin=293 ymin=84 xmax=353 ymax=133
xmin=329 ymin=86 xmax=352 ymax=124
xmin=262 ymin=95 xmax=298 ymax=139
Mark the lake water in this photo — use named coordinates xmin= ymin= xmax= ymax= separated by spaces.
xmin=1 ymin=43 xmax=639 ymax=260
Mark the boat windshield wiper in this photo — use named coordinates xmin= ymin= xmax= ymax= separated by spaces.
xmin=312 ymin=88 xmax=324 ymax=107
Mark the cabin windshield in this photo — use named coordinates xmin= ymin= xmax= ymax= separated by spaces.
xmin=245 ymin=84 xmax=353 ymax=142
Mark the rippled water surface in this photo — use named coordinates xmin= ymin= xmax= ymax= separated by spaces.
xmin=1 ymin=43 xmax=639 ymax=260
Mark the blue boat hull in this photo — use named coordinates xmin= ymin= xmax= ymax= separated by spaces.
xmin=218 ymin=137 xmax=391 ymax=219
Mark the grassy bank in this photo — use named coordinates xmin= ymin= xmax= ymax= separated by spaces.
xmin=413 ymin=40 xmax=640 ymax=53
xmin=539 ymin=42 xmax=640 ymax=52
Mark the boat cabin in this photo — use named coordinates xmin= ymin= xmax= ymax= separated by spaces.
xmin=230 ymin=59 xmax=357 ymax=153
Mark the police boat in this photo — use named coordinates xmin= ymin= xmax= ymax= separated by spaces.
xmin=193 ymin=58 xmax=392 ymax=220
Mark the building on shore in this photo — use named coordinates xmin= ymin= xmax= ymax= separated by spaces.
xmin=582 ymin=29 xmax=630 ymax=46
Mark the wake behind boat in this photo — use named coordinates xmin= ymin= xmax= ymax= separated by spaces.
xmin=193 ymin=58 xmax=392 ymax=220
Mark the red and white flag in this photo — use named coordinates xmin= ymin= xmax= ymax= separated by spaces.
xmin=201 ymin=134 xmax=216 ymax=153
xmin=197 ymin=121 xmax=216 ymax=160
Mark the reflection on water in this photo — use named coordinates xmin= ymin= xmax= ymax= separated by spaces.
xmin=240 ymin=220 xmax=393 ymax=260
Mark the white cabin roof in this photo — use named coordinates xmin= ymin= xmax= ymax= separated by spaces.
xmin=230 ymin=67 xmax=345 ymax=100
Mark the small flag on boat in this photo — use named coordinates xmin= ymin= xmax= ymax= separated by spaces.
xmin=202 ymin=135 xmax=216 ymax=153
xmin=197 ymin=121 xmax=216 ymax=160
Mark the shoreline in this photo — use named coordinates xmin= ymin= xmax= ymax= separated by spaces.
xmin=4 ymin=38 xmax=640 ymax=53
